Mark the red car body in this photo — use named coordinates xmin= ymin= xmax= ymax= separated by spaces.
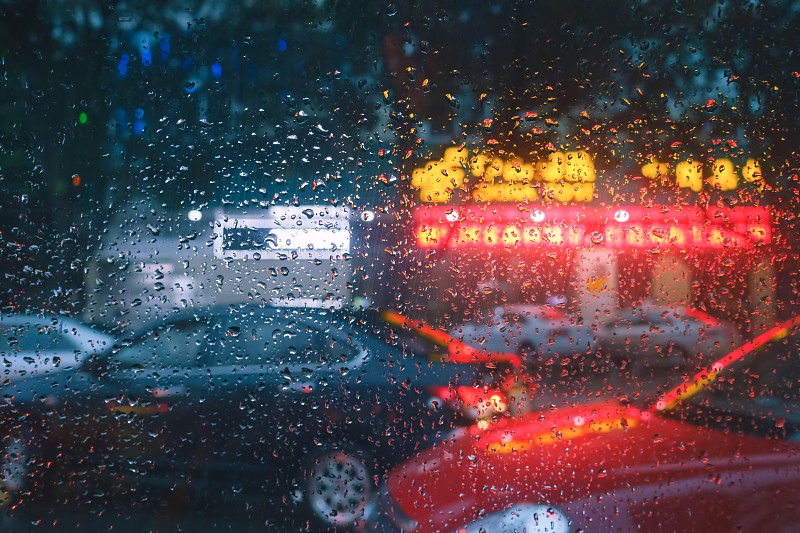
xmin=376 ymin=318 xmax=800 ymax=532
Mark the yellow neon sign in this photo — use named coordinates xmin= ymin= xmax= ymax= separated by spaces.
xmin=411 ymin=146 xmax=468 ymax=203
xmin=643 ymin=157 xmax=763 ymax=192
xmin=412 ymin=150 xmax=763 ymax=204
xmin=411 ymin=148 xmax=596 ymax=203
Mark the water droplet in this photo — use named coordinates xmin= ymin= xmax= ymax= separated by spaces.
xmin=301 ymin=208 xmax=314 ymax=219
xmin=591 ymin=231 xmax=604 ymax=244
xmin=280 ymin=267 xmax=289 ymax=276
xmin=269 ymin=268 xmax=278 ymax=277
xmin=229 ymin=326 xmax=241 ymax=338
xmin=776 ymin=417 xmax=786 ymax=428
xmin=252 ymin=252 xmax=261 ymax=261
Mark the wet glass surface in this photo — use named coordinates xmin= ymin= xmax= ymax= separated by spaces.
xmin=1 ymin=1 xmax=799 ymax=531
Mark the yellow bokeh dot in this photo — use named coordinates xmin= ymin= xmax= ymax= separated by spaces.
xmin=538 ymin=152 xmax=565 ymax=182
xmin=542 ymin=181 xmax=574 ymax=202
xmin=742 ymin=158 xmax=762 ymax=183
xmin=485 ymin=158 xmax=504 ymax=180
xmin=503 ymin=159 xmax=535 ymax=183
xmin=469 ymin=154 xmax=487 ymax=176
xmin=641 ymin=158 xmax=669 ymax=183
xmin=709 ymin=158 xmax=738 ymax=191
xmin=572 ymin=182 xmax=594 ymax=202
xmin=443 ymin=146 xmax=469 ymax=166
xmin=675 ymin=160 xmax=703 ymax=192
xmin=563 ymin=150 xmax=596 ymax=183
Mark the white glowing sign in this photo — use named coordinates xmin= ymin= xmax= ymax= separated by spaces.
xmin=214 ymin=206 xmax=352 ymax=260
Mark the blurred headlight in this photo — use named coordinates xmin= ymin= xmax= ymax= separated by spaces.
xmin=451 ymin=504 xmax=569 ymax=533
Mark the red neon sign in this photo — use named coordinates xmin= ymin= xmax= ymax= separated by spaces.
xmin=414 ymin=206 xmax=771 ymax=250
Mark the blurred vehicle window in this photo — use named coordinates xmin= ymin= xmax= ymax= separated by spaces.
xmin=224 ymin=316 xmax=357 ymax=366
xmin=117 ymin=317 xmax=218 ymax=369
xmin=502 ymin=313 xmax=527 ymax=325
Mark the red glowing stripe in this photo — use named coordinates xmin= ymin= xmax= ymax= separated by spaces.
xmin=653 ymin=314 xmax=800 ymax=412
xmin=413 ymin=206 xmax=771 ymax=249
xmin=478 ymin=403 xmax=638 ymax=451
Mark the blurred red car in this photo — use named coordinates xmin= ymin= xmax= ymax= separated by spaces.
xmin=372 ymin=316 xmax=800 ymax=533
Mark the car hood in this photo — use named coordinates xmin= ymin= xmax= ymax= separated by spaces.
xmin=384 ymin=399 xmax=798 ymax=533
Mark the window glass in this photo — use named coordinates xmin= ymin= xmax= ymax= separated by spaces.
xmin=3 ymin=0 xmax=800 ymax=531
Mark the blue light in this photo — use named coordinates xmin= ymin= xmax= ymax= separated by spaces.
xmin=134 ymin=107 xmax=144 ymax=119
xmin=181 ymin=56 xmax=192 ymax=70
xmin=118 ymin=54 xmax=129 ymax=78
xmin=115 ymin=107 xmax=126 ymax=123
xmin=211 ymin=62 xmax=222 ymax=79
xmin=141 ymin=37 xmax=151 ymax=66
xmin=160 ymin=33 xmax=170 ymax=62
xmin=277 ymin=39 xmax=287 ymax=52
xmin=133 ymin=120 xmax=145 ymax=135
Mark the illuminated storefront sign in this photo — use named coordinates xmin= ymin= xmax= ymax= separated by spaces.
xmin=414 ymin=205 xmax=771 ymax=250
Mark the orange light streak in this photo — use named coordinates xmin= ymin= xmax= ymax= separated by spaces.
xmin=653 ymin=314 xmax=800 ymax=412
